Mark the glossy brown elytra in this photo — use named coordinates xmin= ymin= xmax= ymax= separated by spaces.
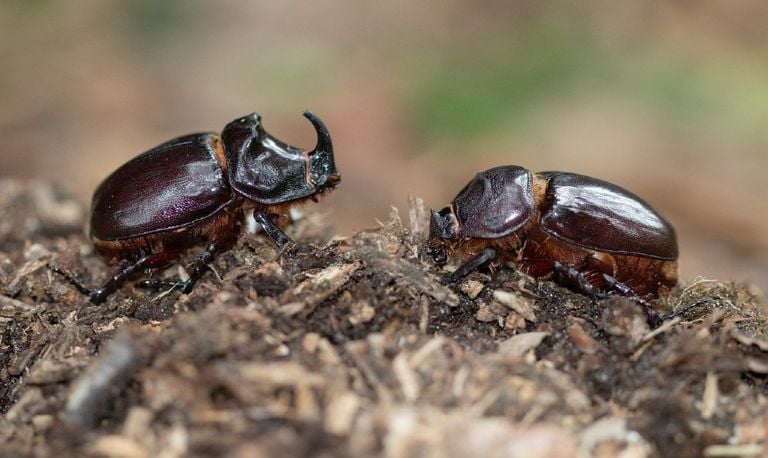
xmin=53 ymin=111 xmax=340 ymax=303
xmin=429 ymin=166 xmax=679 ymax=326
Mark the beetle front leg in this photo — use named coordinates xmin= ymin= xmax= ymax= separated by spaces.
xmin=254 ymin=212 xmax=294 ymax=248
xmin=448 ymin=247 xmax=497 ymax=283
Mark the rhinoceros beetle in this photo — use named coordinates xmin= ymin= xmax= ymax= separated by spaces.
xmin=53 ymin=111 xmax=340 ymax=304
xmin=429 ymin=166 xmax=678 ymax=325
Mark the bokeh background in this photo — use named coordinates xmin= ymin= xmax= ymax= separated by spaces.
xmin=1 ymin=1 xmax=767 ymax=293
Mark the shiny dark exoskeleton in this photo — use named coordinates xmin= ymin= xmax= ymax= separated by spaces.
xmin=54 ymin=111 xmax=340 ymax=303
xmin=429 ymin=165 xmax=678 ymax=325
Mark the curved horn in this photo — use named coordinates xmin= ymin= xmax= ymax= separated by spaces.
xmin=303 ymin=110 xmax=334 ymax=158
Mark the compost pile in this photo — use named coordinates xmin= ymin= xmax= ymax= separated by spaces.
xmin=1 ymin=179 xmax=767 ymax=458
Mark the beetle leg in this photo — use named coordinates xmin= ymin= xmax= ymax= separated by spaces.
xmin=135 ymin=244 xmax=221 ymax=295
xmin=178 ymin=243 xmax=218 ymax=293
xmin=254 ymin=212 xmax=294 ymax=248
xmin=601 ymin=274 xmax=663 ymax=328
xmin=448 ymin=247 xmax=497 ymax=283
xmin=552 ymin=261 xmax=603 ymax=300
xmin=51 ymin=253 xmax=173 ymax=304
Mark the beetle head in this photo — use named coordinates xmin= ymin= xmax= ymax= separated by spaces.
xmin=430 ymin=206 xmax=459 ymax=240
xmin=222 ymin=111 xmax=340 ymax=204
xmin=427 ymin=207 xmax=458 ymax=265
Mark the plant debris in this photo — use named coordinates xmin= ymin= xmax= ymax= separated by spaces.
xmin=1 ymin=179 xmax=767 ymax=457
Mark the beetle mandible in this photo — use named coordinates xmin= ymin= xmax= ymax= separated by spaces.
xmin=428 ymin=166 xmax=678 ymax=324
xmin=54 ymin=111 xmax=340 ymax=304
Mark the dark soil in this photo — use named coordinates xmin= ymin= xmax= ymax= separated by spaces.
xmin=1 ymin=179 xmax=767 ymax=458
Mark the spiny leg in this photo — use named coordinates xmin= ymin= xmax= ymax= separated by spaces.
xmin=51 ymin=252 xmax=177 ymax=304
xmin=448 ymin=247 xmax=497 ymax=283
xmin=254 ymin=212 xmax=293 ymax=248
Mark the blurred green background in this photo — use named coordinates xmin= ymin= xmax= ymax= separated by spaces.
xmin=1 ymin=0 xmax=766 ymax=292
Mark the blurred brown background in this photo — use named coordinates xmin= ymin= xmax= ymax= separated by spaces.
xmin=1 ymin=1 xmax=766 ymax=293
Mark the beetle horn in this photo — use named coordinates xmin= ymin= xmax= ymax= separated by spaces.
xmin=304 ymin=110 xmax=334 ymax=158
xmin=303 ymin=110 xmax=339 ymax=188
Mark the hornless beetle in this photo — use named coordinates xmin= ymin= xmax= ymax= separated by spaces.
xmin=429 ymin=165 xmax=678 ymax=325
xmin=53 ymin=111 xmax=340 ymax=303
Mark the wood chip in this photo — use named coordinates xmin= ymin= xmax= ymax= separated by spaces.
xmin=460 ymin=280 xmax=484 ymax=299
xmin=407 ymin=195 xmax=428 ymax=239
xmin=475 ymin=302 xmax=496 ymax=322
xmin=349 ymin=300 xmax=375 ymax=325
xmin=745 ymin=358 xmax=768 ymax=374
xmin=703 ymin=444 xmax=764 ymax=457
xmin=0 ymin=295 xmax=44 ymax=316
xmin=731 ymin=332 xmax=768 ymax=352
xmin=86 ymin=435 xmax=148 ymax=458
xmin=568 ymin=322 xmax=600 ymax=354
xmin=122 ymin=407 xmax=154 ymax=440
xmin=701 ymin=371 xmax=718 ymax=420
xmin=279 ymin=262 xmax=361 ymax=316
xmin=26 ymin=358 xmax=90 ymax=385
xmin=324 ymin=392 xmax=360 ymax=436
xmin=497 ymin=332 xmax=550 ymax=358
xmin=231 ymin=362 xmax=325 ymax=387
xmin=493 ymin=290 xmax=537 ymax=322
xmin=504 ymin=312 xmax=527 ymax=330
xmin=393 ymin=353 xmax=420 ymax=401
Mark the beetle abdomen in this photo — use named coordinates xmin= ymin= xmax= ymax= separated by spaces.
xmin=90 ymin=133 xmax=232 ymax=241
xmin=538 ymin=172 xmax=678 ymax=260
